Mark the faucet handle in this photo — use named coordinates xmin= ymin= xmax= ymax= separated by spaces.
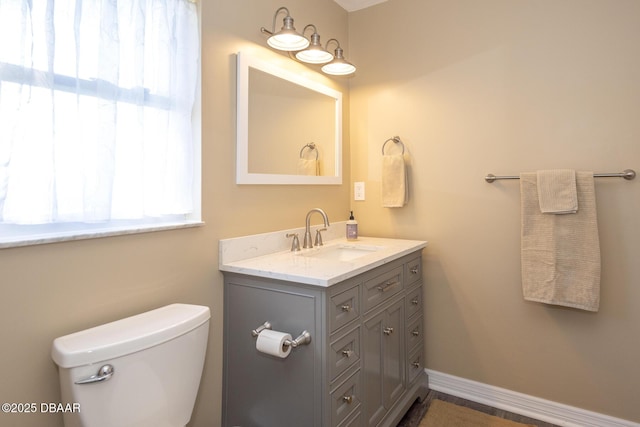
xmin=314 ymin=228 xmax=327 ymax=247
xmin=286 ymin=233 xmax=301 ymax=252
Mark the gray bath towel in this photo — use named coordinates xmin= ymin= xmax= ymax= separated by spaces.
xmin=520 ymin=171 xmax=601 ymax=311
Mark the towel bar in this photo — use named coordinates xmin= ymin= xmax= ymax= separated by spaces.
xmin=485 ymin=169 xmax=636 ymax=183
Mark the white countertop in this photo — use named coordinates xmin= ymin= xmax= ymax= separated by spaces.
xmin=219 ymin=230 xmax=427 ymax=287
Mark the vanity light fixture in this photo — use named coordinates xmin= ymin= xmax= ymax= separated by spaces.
xmin=321 ymin=39 xmax=357 ymax=76
xmin=261 ymin=7 xmax=356 ymax=77
xmin=260 ymin=7 xmax=309 ymax=51
xmin=295 ymin=25 xmax=334 ymax=64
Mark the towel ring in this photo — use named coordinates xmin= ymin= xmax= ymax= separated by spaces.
xmin=300 ymin=142 xmax=319 ymax=160
xmin=382 ymin=136 xmax=405 ymax=155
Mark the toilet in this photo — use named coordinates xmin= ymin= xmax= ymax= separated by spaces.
xmin=51 ymin=303 xmax=210 ymax=427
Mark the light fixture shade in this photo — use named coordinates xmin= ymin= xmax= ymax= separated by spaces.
xmin=295 ymin=33 xmax=333 ymax=64
xmin=321 ymin=47 xmax=356 ymax=75
xmin=267 ymin=15 xmax=309 ymax=51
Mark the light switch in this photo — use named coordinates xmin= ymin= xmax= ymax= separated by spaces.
xmin=354 ymin=182 xmax=365 ymax=200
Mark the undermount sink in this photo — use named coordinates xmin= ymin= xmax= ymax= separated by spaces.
xmin=297 ymin=243 xmax=384 ymax=262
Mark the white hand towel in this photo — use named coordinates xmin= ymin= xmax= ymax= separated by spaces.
xmin=536 ymin=169 xmax=578 ymax=214
xmin=297 ymin=158 xmax=320 ymax=176
xmin=382 ymin=154 xmax=408 ymax=208
xmin=520 ymin=171 xmax=600 ymax=311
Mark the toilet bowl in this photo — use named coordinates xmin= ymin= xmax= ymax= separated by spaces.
xmin=51 ymin=303 xmax=210 ymax=427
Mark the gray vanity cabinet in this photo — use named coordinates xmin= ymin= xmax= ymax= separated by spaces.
xmin=222 ymin=250 xmax=427 ymax=427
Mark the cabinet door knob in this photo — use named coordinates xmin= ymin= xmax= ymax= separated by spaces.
xmin=411 ymin=298 xmax=419 ymax=305
xmin=410 ymin=266 xmax=419 ymax=274
xmin=412 ymin=328 xmax=420 ymax=336
xmin=342 ymin=395 xmax=354 ymax=404
xmin=412 ymin=361 xmax=420 ymax=368
xmin=383 ymin=327 xmax=394 ymax=335
xmin=341 ymin=349 xmax=354 ymax=358
xmin=341 ymin=304 xmax=351 ymax=312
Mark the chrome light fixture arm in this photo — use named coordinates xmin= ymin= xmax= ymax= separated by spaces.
xmin=260 ymin=6 xmax=291 ymax=37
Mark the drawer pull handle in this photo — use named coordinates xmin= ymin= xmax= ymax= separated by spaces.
xmin=341 ymin=349 xmax=354 ymax=358
xmin=342 ymin=395 xmax=354 ymax=404
xmin=411 ymin=298 xmax=419 ymax=305
xmin=412 ymin=361 xmax=420 ymax=368
xmin=341 ymin=304 xmax=351 ymax=312
xmin=412 ymin=329 xmax=420 ymax=336
xmin=410 ymin=267 xmax=419 ymax=274
xmin=383 ymin=327 xmax=394 ymax=335
xmin=377 ymin=280 xmax=400 ymax=293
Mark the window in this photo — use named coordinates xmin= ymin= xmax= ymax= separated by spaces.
xmin=0 ymin=0 xmax=201 ymax=247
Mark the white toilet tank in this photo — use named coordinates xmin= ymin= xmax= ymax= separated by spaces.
xmin=51 ymin=303 xmax=210 ymax=427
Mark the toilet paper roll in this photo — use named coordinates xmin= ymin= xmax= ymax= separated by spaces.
xmin=256 ymin=330 xmax=292 ymax=358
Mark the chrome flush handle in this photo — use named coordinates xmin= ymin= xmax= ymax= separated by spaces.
xmin=75 ymin=364 xmax=114 ymax=385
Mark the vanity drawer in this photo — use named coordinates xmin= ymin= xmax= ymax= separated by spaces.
xmin=331 ymin=370 xmax=362 ymax=427
xmin=330 ymin=285 xmax=360 ymax=333
xmin=407 ymin=347 xmax=424 ymax=385
xmin=330 ymin=326 xmax=361 ymax=382
xmin=406 ymin=316 xmax=423 ymax=353
xmin=363 ymin=266 xmax=403 ymax=313
xmin=405 ymin=284 xmax=423 ymax=320
xmin=405 ymin=256 xmax=422 ymax=287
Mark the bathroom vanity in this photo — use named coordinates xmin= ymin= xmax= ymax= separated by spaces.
xmin=220 ymin=229 xmax=428 ymax=427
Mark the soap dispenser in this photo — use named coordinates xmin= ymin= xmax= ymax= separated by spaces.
xmin=346 ymin=211 xmax=358 ymax=240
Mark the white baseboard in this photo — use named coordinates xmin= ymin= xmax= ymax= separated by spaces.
xmin=426 ymin=369 xmax=639 ymax=427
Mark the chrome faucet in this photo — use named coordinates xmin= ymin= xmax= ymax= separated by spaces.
xmin=303 ymin=208 xmax=330 ymax=249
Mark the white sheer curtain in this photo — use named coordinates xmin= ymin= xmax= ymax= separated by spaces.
xmin=0 ymin=0 xmax=198 ymax=225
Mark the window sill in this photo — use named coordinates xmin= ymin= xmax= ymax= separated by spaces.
xmin=0 ymin=221 xmax=204 ymax=249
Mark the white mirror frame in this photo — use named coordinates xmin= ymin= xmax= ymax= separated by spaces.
xmin=236 ymin=51 xmax=343 ymax=185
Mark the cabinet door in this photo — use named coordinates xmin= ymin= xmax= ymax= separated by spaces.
xmin=362 ymin=298 xmax=405 ymax=427
xmin=224 ymin=281 xmax=320 ymax=427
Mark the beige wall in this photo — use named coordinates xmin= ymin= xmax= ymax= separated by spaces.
xmin=0 ymin=1 xmax=349 ymax=426
xmin=348 ymin=0 xmax=640 ymax=422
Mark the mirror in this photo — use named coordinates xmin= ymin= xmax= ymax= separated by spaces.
xmin=236 ymin=52 xmax=342 ymax=184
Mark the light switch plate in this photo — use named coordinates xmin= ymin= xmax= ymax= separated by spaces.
xmin=354 ymin=182 xmax=365 ymax=200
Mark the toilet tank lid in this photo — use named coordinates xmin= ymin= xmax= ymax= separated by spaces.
xmin=51 ymin=304 xmax=210 ymax=368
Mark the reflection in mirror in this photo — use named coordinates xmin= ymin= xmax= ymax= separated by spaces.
xmin=248 ymin=68 xmax=335 ymax=177
xmin=236 ymin=52 xmax=342 ymax=184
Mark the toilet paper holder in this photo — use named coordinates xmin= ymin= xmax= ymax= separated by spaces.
xmin=251 ymin=321 xmax=312 ymax=348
